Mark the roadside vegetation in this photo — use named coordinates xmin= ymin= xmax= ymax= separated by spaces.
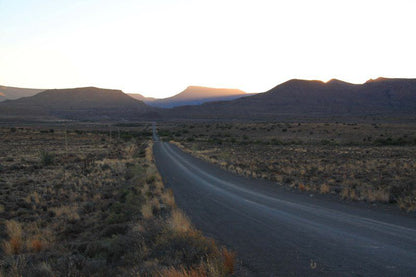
xmin=159 ymin=121 xmax=416 ymax=212
xmin=0 ymin=126 xmax=235 ymax=276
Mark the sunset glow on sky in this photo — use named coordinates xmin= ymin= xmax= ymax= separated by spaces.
xmin=1 ymin=0 xmax=415 ymax=98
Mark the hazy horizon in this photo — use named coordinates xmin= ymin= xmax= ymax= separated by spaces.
xmin=3 ymin=76 xmax=409 ymax=100
xmin=1 ymin=0 xmax=415 ymax=98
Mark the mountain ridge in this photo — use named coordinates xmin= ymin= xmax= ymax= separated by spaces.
xmin=0 ymin=85 xmax=44 ymax=102
xmin=1 ymin=77 xmax=415 ymax=121
xmin=165 ymin=77 xmax=416 ymax=119
xmin=0 ymin=86 xmax=156 ymax=121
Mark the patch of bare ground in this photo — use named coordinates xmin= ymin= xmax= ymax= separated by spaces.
xmin=159 ymin=122 xmax=416 ymax=212
xmin=0 ymin=127 xmax=235 ymax=276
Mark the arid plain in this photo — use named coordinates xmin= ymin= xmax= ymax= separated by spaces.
xmin=158 ymin=121 xmax=416 ymax=211
xmin=0 ymin=125 xmax=235 ymax=276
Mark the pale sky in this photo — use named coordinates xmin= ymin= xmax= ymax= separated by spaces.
xmin=0 ymin=0 xmax=415 ymax=98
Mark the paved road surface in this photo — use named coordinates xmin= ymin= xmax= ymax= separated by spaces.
xmin=152 ymin=128 xmax=416 ymax=276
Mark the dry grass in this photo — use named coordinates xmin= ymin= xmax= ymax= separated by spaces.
xmin=0 ymin=126 xmax=234 ymax=276
xmin=320 ymin=183 xmax=331 ymax=194
xmin=50 ymin=205 xmax=80 ymax=221
xmin=367 ymin=188 xmax=390 ymax=203
xmin=146 ymin=140 xmax=155 ymax=162
xmin=397 ymin=195 xmax=416 ymax=212
xmin=160 ymin=266 xmax=207 ymax=277
xmin=157 ymin=246 xmax=232 ymax=277
xmin=169 ymin=209 xmax=193 ymax=233
xmin=340 ymin=187 xmax=359 ymax=201
xmin=161 ymin=189 xmax=176 ymax=208
xmin=221 ymin=248 xmax=236 ymax=274
xmin=3 ymin=220 xmax=23 ymax=255
xmin=141 ymin=200 xmax=154 ymax=219
xmin=29 ymin=239 xmax=43 ymax=252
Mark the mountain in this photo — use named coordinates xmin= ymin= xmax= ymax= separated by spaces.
xmin=0 ymin=87 xmax=156 ymax=121
xmin=128 ymin=93 xmax=156 ymax=102
xmin=0 ymin=85 xmax=44 ymax=102
xmin=2 ymin=78 xmax=414 ymax=122
xmin=146 ymin=86 xmax=253 ymax=108
xmin=165 ymin=78 xmax=416 ymax=119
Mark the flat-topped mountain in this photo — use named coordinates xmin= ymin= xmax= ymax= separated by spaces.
xmin=0 ymin=85 xmax=44 ymax=102
xmin=0 ymin=87 xmax=155 ymax=121
xmin=146 ymin=86 xmax=253 ymax=108
xmin=172 ymin=86 xmax=246 ymax=99
xmin=166 ymin=78 xmax=416 ymax=119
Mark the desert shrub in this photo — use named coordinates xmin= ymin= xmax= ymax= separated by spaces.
xmin=31 ymin=263 xmax=54 ymax=277
xmin=270 ymin=138 xmax=282 ymax=145
xmin=161 ymin=189 xmax=176 ymax=208
xmin=100 ymin=224 xmax=129 ymax=238
xmin=397 ymin=195 xmax=416 ymax=212
xmin=2 ymin=220 xmax=23 ymax=255
xmin=159 ymin=265 xmax=212 ymax=277
xmin=169 ymin=209 xmax=192 ymax=233
xmin=373 ymin=137 xmax=412 ymax=146
xmin=320 ymin=139 xmax=331 ymax=145
xmin=221 ymin=247 xmax=236 ymax=274
xmin=366 ymin=188 xmax=390 ymax=203
xmin=320 ymin=183 xmax=330 ymax=194
xmin=153 ymin=230 xmax=218 ymax=268
xmin=106 ymin=205 xmax=131 ymax=224
xmin=141 ymin=201 xmax=154 ymax=219
xmin=39 ymin=151 xmax=54 ymax=166
xmin=159 ymin=130 xmax=172 ymax=137
xmin=30 ymin=239 xmax=43 ymax=252
xmin=120 ymin=132 xmax=135 ymax=141
xmin=146 ymin=175 xmax=156 ymax=184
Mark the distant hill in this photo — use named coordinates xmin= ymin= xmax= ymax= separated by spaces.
xmin=128 ymin=93 xmax=156 ymax=102
xmin=0 ymin=85 xmax=44 ymax=102
xmin=0 ymin=87 xmax=156 ymax=121
xmin=145 ymin=86 xmax=253 ymax=108
xmin=165 ymin=78 xmax=416 ymax=119
xmin=2 ymin=78 xmax=414 ymax=122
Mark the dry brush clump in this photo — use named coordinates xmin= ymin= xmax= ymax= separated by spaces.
xmin=0 ymin=126 xmax=235 ymax=276
xmin=2 ymin=220 xmax=23 ymax=255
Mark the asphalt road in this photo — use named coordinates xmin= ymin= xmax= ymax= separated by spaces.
xmin=153 ymin=132 xmax=416 ymax=276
